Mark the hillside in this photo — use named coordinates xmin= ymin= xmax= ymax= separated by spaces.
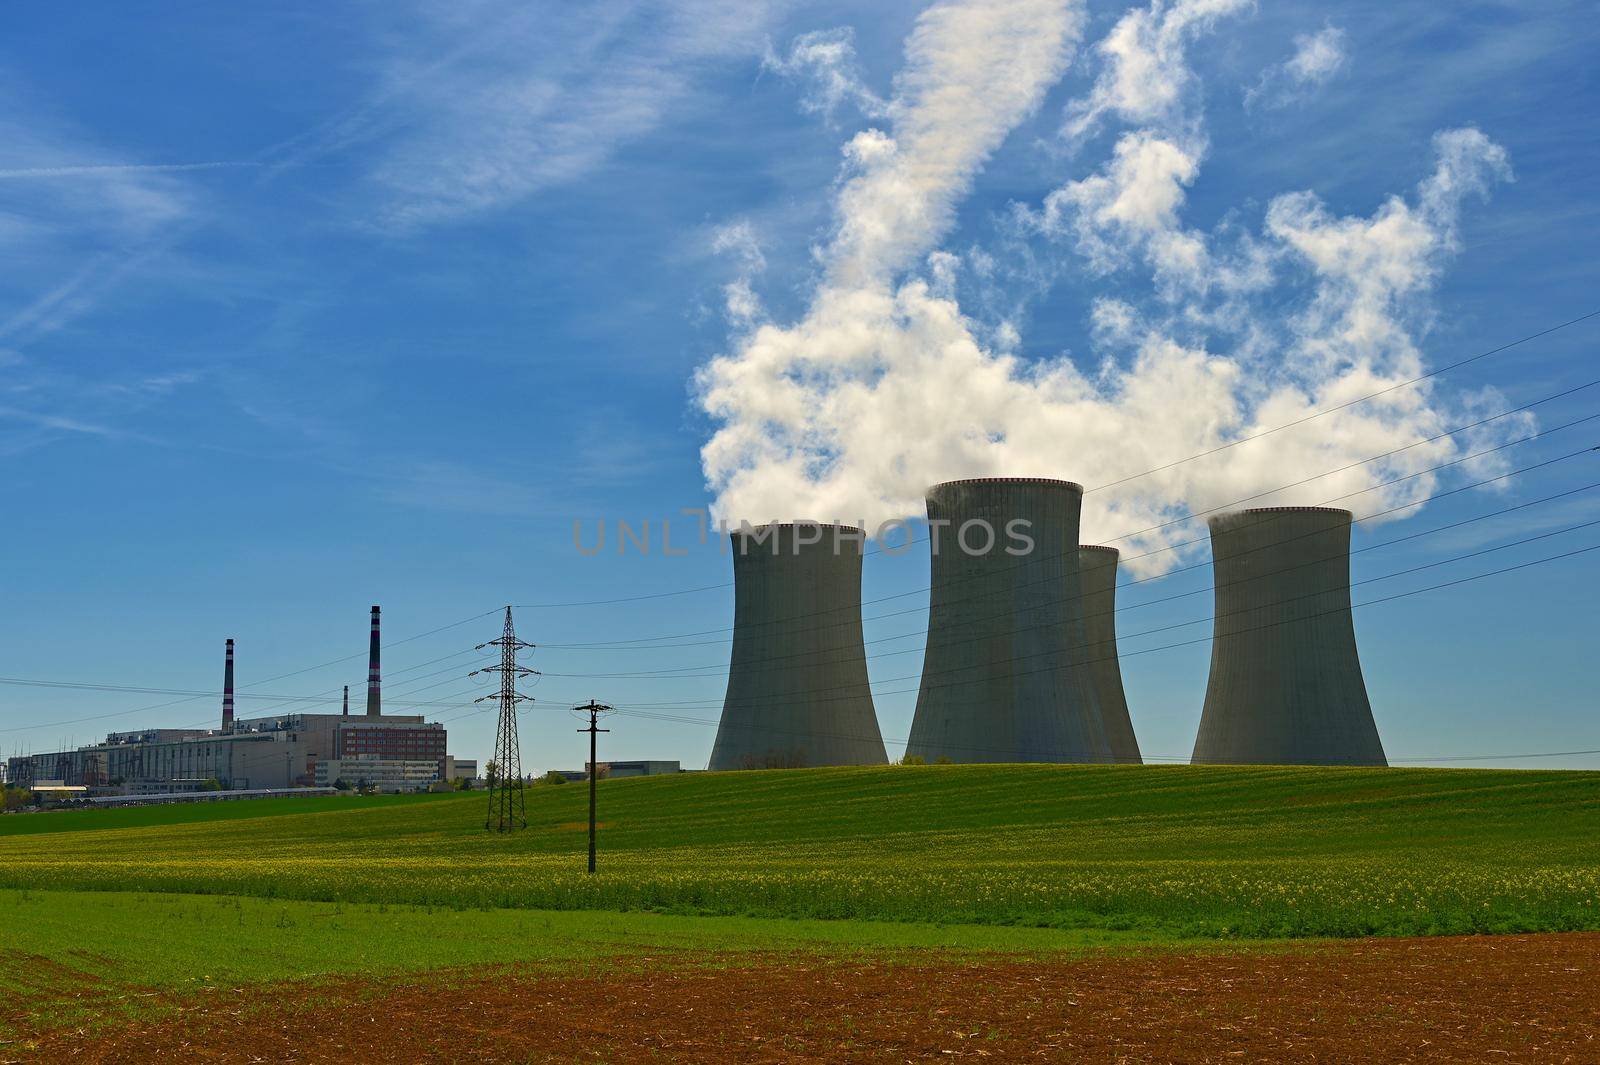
xmin=3 ymin=764 xmax=1598 ymax=937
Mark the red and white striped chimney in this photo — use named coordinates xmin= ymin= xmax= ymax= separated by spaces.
xmin=365 ymin=606 xmax=381 ymax=717
xmin=222 ymin=638 xmax=235 ymax=733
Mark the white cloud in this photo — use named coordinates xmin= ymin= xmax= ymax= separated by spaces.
xmin=1025 ymin=0 xmax=1261 ymax=297
xmin=711 ymin=220 xmax=767 ymax=274
xmin=373 ymin=460 xmax=553 ymax=517
xmin=824 ymin=0 xmax=1083 ymax=289
xmin=1063 ymin=0 xmax=1254 ymax=141
xmin=0 ymin=86 xmax=216 ymax=348
xmin=1034 ymin=130 xmax=1208 ymax=290
xmin=1246 ymin=24 xmax=1347 ymax=110
xmin=0 ymin=161 xmax=252 ymax=180
xmin=348 ymin=0 xmax=789 ymax=230
xmin=763 ymin=27 xmax=887 ymax=123
xmin=710 ymin=220 xmax=769 ymax=327
xmin=1285 ymin=25 xmax=1346 ymax=83
xmin=695 ymin=0 xmax=1519 ymax=575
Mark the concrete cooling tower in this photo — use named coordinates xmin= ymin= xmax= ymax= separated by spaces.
xmin=906 ymin=478 xmax=1113 ymax=763
xmin=1191 ymin=506 xmax=1387 ymax=766
xmin=709 ymin=523 xmax=888 ymax=770
xmin=1078 ymin=546 xmax=1142 ymax=764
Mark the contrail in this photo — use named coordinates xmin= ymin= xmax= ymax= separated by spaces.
xmin=0 ymin=161 xmax=256 ymax=179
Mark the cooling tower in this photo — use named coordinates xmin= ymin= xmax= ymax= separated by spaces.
xmin=906 ymin=478 xmax=1112 ymax=763
xmin=709 ymin=523 xmax=887 ymax=770
xmin=1192 ymin=507 xmax=1386 ymax=766
xmin=1078 ymin=546 xmax=1142 ymax=764
xmin=366 ymin=605 xmax=381 ymax=717
xmin=221 ymin=639 xmax=235 ymax=734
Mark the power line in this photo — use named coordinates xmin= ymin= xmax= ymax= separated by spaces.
xmin=539 ymin=539 xmax=1600 ymax=759
xmin=4 ymin=476 xmax=1595 ymax=722
xmin=512 ymin=311 xmax=1600 ymax=611
xmin=0 ymin=612 xmax=501 ymax=736
xmin=531 ymin=514 xmax=1600 ymax=697
xmin=540 ymin=427 xmax=1600 ymax=653
xmin=536 ymin=480 xmax=1600 ymax=680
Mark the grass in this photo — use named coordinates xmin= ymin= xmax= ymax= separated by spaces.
xmin=1 ymin=764 xmax=1598 ymax=938
xmin=0 ymin=888 xmax=1169 ymax=1039
xmin=0 ymin=790 xmax=458 ymax=836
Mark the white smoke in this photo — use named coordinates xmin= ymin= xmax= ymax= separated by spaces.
xmin=697 ymin=0 xmax=1521 ymax=574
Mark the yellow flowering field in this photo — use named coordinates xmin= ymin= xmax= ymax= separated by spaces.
xmin=2 ymin=764 xmax=1596 ymax=938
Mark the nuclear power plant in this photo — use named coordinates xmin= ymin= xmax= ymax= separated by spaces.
xmin=1191 ymin=507 xmax=1387 ymax=766
xmin=905 ymin=478 xmax=1113 ymax=764
xmin=1078 ymin=546 xmax=1142 ymax=764
xmin=709 ymin=523 xmax=888 ymax=770
xmin=7 ymin=486 xmax=1399 ymax=795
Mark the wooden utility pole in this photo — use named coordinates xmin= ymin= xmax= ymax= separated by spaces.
xmin=575 ymin=701 xmax=613 ymax=873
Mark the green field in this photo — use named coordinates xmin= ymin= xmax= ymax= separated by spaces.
xmin=3 ymin=764 xmax=1598 ymax=939
xmin=0 ymin=887 xmax=1161 ymax=1038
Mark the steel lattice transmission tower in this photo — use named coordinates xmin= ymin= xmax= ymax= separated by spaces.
xmin=474 ymin=606 xmax=538 ymax=832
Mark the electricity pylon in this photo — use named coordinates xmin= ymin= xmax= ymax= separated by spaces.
xmin=473 ymin=606 xmax=537 ymax=832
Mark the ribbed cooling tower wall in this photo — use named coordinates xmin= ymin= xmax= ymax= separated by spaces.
xmin=1078 ymin=546 xmax=1142 ymax=764
xmin=1191 ymin=507 xmax=1386 ymax=766
xmin=906 ymin=478 xmax=1112 ymax=763
xmin=709 ymin=523 xmax=888 ymax=770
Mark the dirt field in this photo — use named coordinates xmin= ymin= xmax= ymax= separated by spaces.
xmin=10 ymin=933 xmax=1599 ymax=1063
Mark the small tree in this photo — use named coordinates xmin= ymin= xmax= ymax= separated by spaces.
xmin=541 ymin=770 xmax=567 ymax=785
xmin=332 ymin=777 xmax=351 ymax=792
xmin=3 ymin=786 xmax=31 ymax=813
xmin=201 ymin=777 xmax=224 ymax=792
xmin=484 ymin=761 xmax=501 ymax=788
xmin=899 ymin=754 xmax=926 ymax=766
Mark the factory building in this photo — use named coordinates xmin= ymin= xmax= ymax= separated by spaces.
xmin=5 ymin=607 xmax=470 ymax=793
xmin=314 ymin=757 xmax=443 ymax=793
xmin=907 ymin=478 xmax=1113 ymax=763
xmin=1191 ymin=507 xmax=1387 ymax=766
xmin=6 ymin=712 xmax=455 ymax=793
xmin=1079 ymin=545 xmax=1143 ymax=764
xmin=550 ymin=760 xmax=681 ymax=782
xmin=709 ymin=523 xmax=887 ymax=770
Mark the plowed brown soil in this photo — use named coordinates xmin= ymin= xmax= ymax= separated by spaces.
xmin=11 ymin=933 xmax=1599 ymax=1063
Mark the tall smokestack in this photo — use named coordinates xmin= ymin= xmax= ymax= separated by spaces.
xmin=366 ymin=605 xmax=381 ymax=717
xmin=222 ymin=639 xmax=235 ymax=734
xmin=1078 ymin=546 xmax=1142 ymax=764
xmin=906 ymin=478 xmax=1111 ymax=763
xmin=342 ymin=685 xmax=349 ymax=717
xmin=709 ymin=523 xmax=887 ymax=770
xmin=1191 ymin=507 xmax=1386 ymax=766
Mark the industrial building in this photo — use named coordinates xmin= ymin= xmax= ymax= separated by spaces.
xmin=907 ymin=478 xmax=1112 ymax=763
xmin=550 ymin=760 xmax=681 ymax=782
xmin=709 ymin=523 xmax=887 ymax=770
xmin=5 ymin=606 xmax=472 ymax=793
xmin=1191 ymin=507 xmax=1387 ymax=766
xmin=1079 ymin=545 xmax=1143 ymax=764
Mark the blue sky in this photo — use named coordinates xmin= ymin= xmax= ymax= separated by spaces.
xmin=1 ymin=0 xmax=1595 ymax=773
